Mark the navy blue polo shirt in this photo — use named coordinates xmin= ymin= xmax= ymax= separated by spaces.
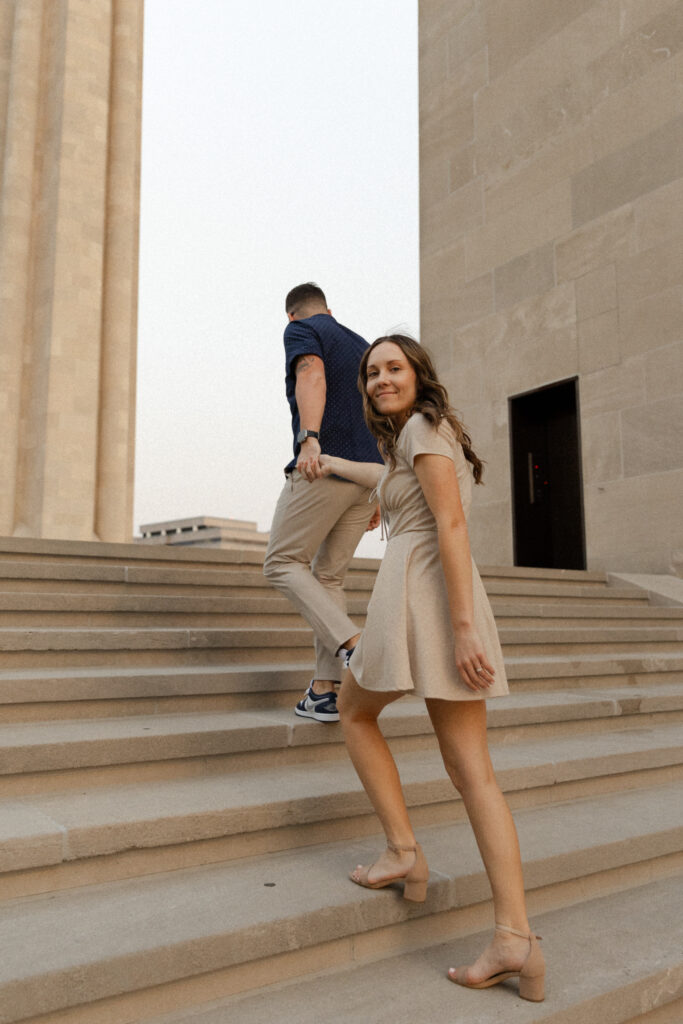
xmin=283 ymin=314 xmax=383 ymax=474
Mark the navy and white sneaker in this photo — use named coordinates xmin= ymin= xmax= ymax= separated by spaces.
xmin=295 ymin=683 xmax=340 ymax=722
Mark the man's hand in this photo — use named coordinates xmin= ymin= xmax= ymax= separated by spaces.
xmin=366 ymin=505 xmax=381 ymax=531
xmin=296 ymin=436 xmax=321 ymax=479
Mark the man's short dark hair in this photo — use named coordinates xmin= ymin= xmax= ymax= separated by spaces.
xmin=285 ymin=282 xmax=327 ymax=316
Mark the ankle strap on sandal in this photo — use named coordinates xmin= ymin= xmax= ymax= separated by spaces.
xmin=387 ymin=840 xmax=417 ymax=853
xmin=495 ymin=922 xmax=541 ymax=940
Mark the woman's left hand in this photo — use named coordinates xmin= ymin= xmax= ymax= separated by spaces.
xmin=298 ymin=453 xmax=334 ymax=482
xmin=453 ymin=626 xmax=495 ymax=691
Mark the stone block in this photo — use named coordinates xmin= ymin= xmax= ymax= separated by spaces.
xmin=471 ymin=436 xmax=511 ymax=505
xmin=619 ymin=284 xmax=683 ymax=357
xmin=581 ymin=410 xmax=623 ymax=485
xmin=635 ymin=175 xmax=683 ymax=253
xmin=590 ymin=3 xmax=683 ymax=105
xmin=572 ymin=114 xmax=683 ymax=228
xmin=484 ymin=0 xmax=597 ymax=81
xmin=450 ymin=315 xmax=503 ymax=404
xmin=455 ymin=397 xmax=509 ymax=449
xmin=447 ymin=8 xmax=486 ymax=73
xmin=425 ymin=332 xmax=455 ymax=380
xmin=450 ymin=272 xmax=494 ymax=329
xmin=645 ymin=342 xmax=683 ymax=401
xmin=449 ymin=142 xmax=476 ymax=193
xmin=421 ymin=178 xmax=483 ymax=256
xmin=477 ymin=79 xmax=588 ymax=195
xmin=589 ymin=50 xmax=683 ymax=167
xmin=419 ymin=136 xmax=451 ymax=205
xmin=421 ymin=240 xmax=467 ymax=297
xmin=494 ymin=242 xmax=555 ymax=311
xmin=446 ymin=42 xmax=488 ymax=97
xmin=499 ymin=282 xmax=579 ymax=397
xmin=617 ymin=233 xmax=683 ymax=307
xmin=421 ymin=248 xmax=469 ymax=339
xmin=421 ymin=13 xmax=485 ymax=110
xmin=450 ymin=284 xmax=580 ymax=410
xmin=441 ymin=352 xmax=485 ymax=409
xmin=619 ymin=0 xmax=683 ymax=37
xmin=556 ymin=204 xmax=637 ymax=282
xmin=420 ymin=76 xmax=474 ymax=150
xmin=476 ymin=3 xmax=618 ymax=133
xmin=466 ymin=178 xmax=572 ymax=279
xmin=482 ymin=123 xmax=593 ymax=222
xmin=475 ymin=20 xmax=624 ymax=199
xmin=585 ymin=468 xmax=683 ymax=573
xmin=467 ymin=497 xmax=513 ymax=567
xmin=578 ymin=308 xmax=620 ymax=374
xmin=419 ymin=0 xmax=477 ymax=47
xmin=580 ymin=355 xmax=645 ymax=418
xmin=575 ymin=263 xmax=617 ymax=322
xmin=622 ymin=397 xmax=683 ymax=477
xmin=418 ymin=29 xmax=448 ymax=96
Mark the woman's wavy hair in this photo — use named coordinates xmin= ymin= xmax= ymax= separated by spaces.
xmin=358 ymin=334 xmax=484 ymax=483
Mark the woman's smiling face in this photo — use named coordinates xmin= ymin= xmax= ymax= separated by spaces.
xmin=365 ymin=341 xmax=418 ymax=423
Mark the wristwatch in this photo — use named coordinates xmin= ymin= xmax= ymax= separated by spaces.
xmin=297 ymin=429 xmax=320 ymax=444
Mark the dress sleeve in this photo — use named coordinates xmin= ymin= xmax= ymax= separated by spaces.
xmin=400 ymin=413 xmax=459 ymax=467
xmin=283 ymin=321 xmax=324 ymax=377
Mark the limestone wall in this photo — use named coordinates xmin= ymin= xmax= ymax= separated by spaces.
xmin=0 ymin=0 xmax=143 ymax=542
xmin=419 ymin=0 xmax=683 ymax=572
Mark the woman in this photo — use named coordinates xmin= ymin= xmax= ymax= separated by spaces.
xmin=298 ymin=335 xmax=545 ymax=1002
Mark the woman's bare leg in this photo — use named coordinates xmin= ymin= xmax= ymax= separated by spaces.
xmin=426 ymin=697 xmax=533 ymax=982
xmin=338 ymin=671 xmax=418 ymax=883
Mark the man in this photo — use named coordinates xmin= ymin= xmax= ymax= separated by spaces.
xmin=263 ymin=283 xmax=383 ymax=722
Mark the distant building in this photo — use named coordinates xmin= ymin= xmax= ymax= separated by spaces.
xmin=137 ymin=517 xmax=269 ymax=551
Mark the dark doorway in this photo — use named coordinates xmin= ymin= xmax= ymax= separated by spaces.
xmin=509 ymin=378 xmax=586 ymax=570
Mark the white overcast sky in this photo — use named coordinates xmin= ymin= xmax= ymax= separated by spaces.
xmin=134 ymin=0 xmax=419 ymax=557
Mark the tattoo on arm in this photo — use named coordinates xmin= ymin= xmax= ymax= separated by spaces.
xmin=294 ymin=354 xmax=323 ymax=376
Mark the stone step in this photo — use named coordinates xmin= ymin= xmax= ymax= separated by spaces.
xmin=492 ymin=601 xmax=683 ymax=627
xmin=0 ymin=538 xmax=267 ymax=570
xmin=499 ymin=624 xmax=683 ymax=656
xmin=1 ymin=652 xmax=681 ymax=718
xmin=483 ymin=580 xmax=647 ymax=604
xmin=1 ymin=622 xmax=680 ymax=664
xmin=0 ymin=785 xmax=680 ymax=1023
xmin=0 ymin=591 xmax=679 ymax=631
xmin=0 ymin=558 xmax=649 ymax=604
xmin=0 ymin=592 xmax=367 ymax=629
xmin=145 ymin=876 xmax=683 ymax=1024
xmin=0 ymin=628 xmax=316 ymax=669
xmin=0 ymin=539 xmax=613 ymax=585
xmin=0 ymin=713 xmax=681 ymax=851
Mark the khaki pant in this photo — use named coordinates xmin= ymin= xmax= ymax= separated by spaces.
xmin=263 ymin=471 xmax=375 ymax=681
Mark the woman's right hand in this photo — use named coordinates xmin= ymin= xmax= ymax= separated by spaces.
xmin=453 ymin=625 xmax=495 ymax=692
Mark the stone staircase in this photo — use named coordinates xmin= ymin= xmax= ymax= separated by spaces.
xmin=0 ymin=538 xmax=681 ymax=1024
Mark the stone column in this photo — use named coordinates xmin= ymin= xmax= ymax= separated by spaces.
xmin=0 ymin=0 xmax=143 ymax=542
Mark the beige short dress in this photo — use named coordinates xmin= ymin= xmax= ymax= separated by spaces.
xmin=353 ymin=412 xmax=509 ymax=701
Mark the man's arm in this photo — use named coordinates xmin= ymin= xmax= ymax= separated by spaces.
xmin=294 ymin=353 xmax=326 ymax=467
